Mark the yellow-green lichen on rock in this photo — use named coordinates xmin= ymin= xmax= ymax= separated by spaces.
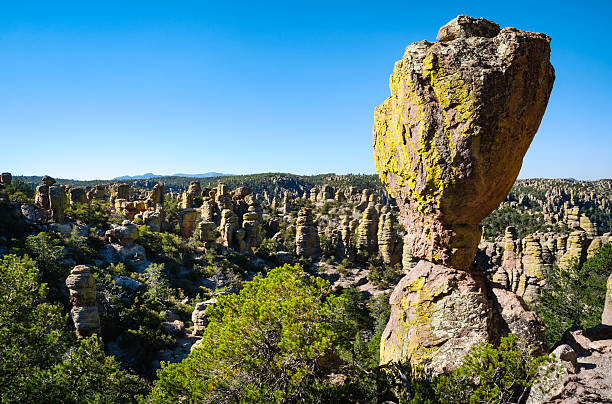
xmin=379 ymin=260 xmax=492 ymax=374
xmin=377 ymin=15 xmax=552 ymax=379
xmin=373 ymin=15 xmax=555 ymax=270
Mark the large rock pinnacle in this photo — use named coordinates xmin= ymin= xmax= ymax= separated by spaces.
xmin=373 ymin=15 xmax=555 ymax=270
xmin=376 ymin=16 xmax=552 ymax=376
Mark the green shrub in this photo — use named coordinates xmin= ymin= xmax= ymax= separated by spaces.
xmin=537 ymin=243 xmax=612 ymax=345
xmin=435 ymin=334 xmax=552 ymax=404
xmin=147 ymin=264 xmax=352 ymax=403
xmin=0 ymin=254 xmax=144 ymax=403
xmin=65 ymin=201 xmax=116 ymax=228
xmin=2 ymin=179 xmax=34 ymax=204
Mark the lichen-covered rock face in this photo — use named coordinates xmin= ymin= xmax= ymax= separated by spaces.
xmin=380 ymin=260 xmax=492 ymax=374
xmin=381 ymin=260 xmax=547 ymax=374
xmin=373 ymin=15 xmax=555 ymax=270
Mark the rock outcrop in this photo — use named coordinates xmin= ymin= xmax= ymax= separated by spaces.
xmin=378 ymin=212 xmax=402 ymax=265
xmin=191 ymin=298 xmax=217 ymax=336
xmin=180 ymin=209 xmax=199 ymax=238
xmin=68 ymin=187 xmax=88 ymax=205
xmin=603 ymin=273 xmax=612 ymax=326
xmin=356 ymin=200 xmax=379 ymax=255
xmin=110 ymin=183 xmax=130 ymax=203
xmin=105 ymin=220 xmax=139 ymax=246
xmin=295 ymin=207 xmax=321 ymax=258
xmin=182 ymin=181 xmax=202 ymax=209
xmin=375 ymin=15 xmax=553 ymax=375
xmin=65 ymin=265 xmax=100 ymax=338
xmin=373 ymin=15 xmax=554 ymax=270
xmin=1 ymin=172 xmax=12 ymax=185
xmin=380 ymin=261 xmax=492 ymax=373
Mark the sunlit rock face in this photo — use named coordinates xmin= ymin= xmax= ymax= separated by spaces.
xmin=375 ymin=15 xmax=553 ymax=375
xmin=373 ymin=15 xmax=555 ymax=270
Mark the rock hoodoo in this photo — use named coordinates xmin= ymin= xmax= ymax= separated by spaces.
xmin=295 ymin=207 xmax=321 ymax=258
xmin=375 ymin=15 xmax=554 ymax=374
xmin=373 ymin=14 xmax=555 ymax=270
xmin=65 ymin=265 xmax=100 ymax=338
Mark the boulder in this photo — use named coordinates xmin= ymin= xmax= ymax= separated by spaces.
xmin=105 ymin=220 xmax=139 ymax=246
xmin=372 ymin=15 xmax=554 ymax=270
xmin=380 ymin=260 xmax=547 ymax=375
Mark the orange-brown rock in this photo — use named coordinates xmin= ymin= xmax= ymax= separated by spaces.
xmin=373 ymin=15 xmax=555 ymax=270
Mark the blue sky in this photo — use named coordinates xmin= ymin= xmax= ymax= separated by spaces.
xmin=1 ymin=1 xmax=610 ymax=180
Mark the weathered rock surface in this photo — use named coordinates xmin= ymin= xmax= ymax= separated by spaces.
xmin=110 ymin=183 xmax=130 ymax=203
xmin=380 ymin=260 xmax=492 ymax=373
xmin=182 ymin=181 xmax=202 ymax=209
xmin=65 ymin=265 xmax=100 ymax=338
xmin=68 ymin=187 xmax=88 ymax=206
xmin=356 ymin=201 xmax=379 ymax=255
xmin=603 ymin=272 xmax=612 ymax=326
xmin=105 ymin=220 xmax=139 ymax=246
xmin=378 ymin=212 xmax=402 ymax=265
xmin=180 ymin=209 xmax=198 ymax=238
xmin=373 ymin=15 xmax=554 ymax=270
xmin=191 ymin=298 xmax=217 ymax=336
xmin=380 ymin=260 xmax=546 ymax=374
xmin=528 ymin=326 xmax=612 ymax=403
xmin=295 ymin=207 xmax=321 ymax=258
xmin=49 ymin=185 xmax=67 ymax=222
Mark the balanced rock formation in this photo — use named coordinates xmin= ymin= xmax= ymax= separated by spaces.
xmin=65 ymin=265 xmax=100 ymax=338
xmin=376 ymin=15 xmax=553 ymax=375
xmin=373 ymin=15 xmax=554 ymax=270
xmin=34 ymin=177 xmax=68 ymax=222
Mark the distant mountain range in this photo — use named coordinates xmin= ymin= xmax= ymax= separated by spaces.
xmin=112 ymin=172 xmax=233 ymax=180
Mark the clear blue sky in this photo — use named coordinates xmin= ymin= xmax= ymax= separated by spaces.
xmin=1 ymin=1 xmax=610 ymax=180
